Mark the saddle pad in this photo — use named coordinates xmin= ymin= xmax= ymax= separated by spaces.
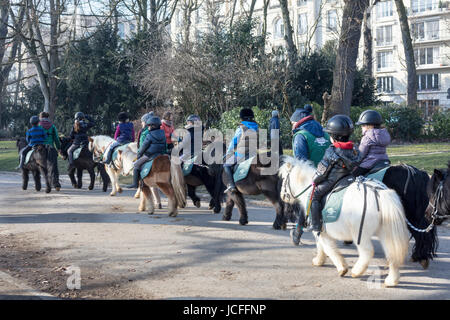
xmin=182 ymin=155 xmax=198 ymax=176
xmin=73 ymin=146 xmax=83 ymax=161
xmin=140 ymin=159 xmax=155 ymax=179
xmin=366 ymin=166 xmax=389 ymax=182
xmin=111 ymin=143 xmax=130 ymax=162
xmin=233 ymin=156 xmax=255 ymax=183
xmin=25 ymin=150 xmax=34 ymax=164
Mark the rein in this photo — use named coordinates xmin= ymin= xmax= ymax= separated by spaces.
xmin=282 ymin=166 xmax=313 ymax=202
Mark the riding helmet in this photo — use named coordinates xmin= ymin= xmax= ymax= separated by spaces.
xmin=186 ymin=114 xmax=200 ymax=123
xmin=30 ymin=116 xmax=40 ymax=126
xmin=146 ymin=116 xmax=162 ymax=128
xmin=118 ymin=112 xmax=129 ymax=122
xmin=324 ymin=114 xmax=354 ymax=137
xmin=356 ymin=110 xmax=383 ymax=126
xmin=290 ymin=104 xmax=313 ymax=122
xmin=74 ymin=112 xmax=85 ymax=120
xmin=239 ymin=108 xmax=254 ymax=121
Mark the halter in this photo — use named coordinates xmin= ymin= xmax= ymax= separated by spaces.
xmin=281 ymin=166 xmax=312 ymax=202
xmin=428 ymin=174 xmax=450 ymax=221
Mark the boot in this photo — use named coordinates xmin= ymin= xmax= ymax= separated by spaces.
xmin=223 ymin=165 xmax=237 ymax=193
xmin=17 ymin=155 xmax=24 ymax=170
xmin=290 ymin=223 xmax=303 ymax=246
xmin=310 ymin=200 xmax=323 ymax=235
xmin=125 ymin=168 xmax=140 ymax=188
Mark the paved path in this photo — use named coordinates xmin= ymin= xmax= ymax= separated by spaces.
xmin=0 ymin=172 xmax=449 ymax=299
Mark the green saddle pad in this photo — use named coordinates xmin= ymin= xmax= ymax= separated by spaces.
xmin=366 ymin=166 xmax=389 ymax=182
xmin=25 ymin=150 xmax=34 ymax=164
xmin=321 ymin=187 xmax=349 ymax=223
xmin=73 ymin=146 xmax=83 ymax=161
xmin=111 ymin=143 xmax=130 ymax=162
xmin=182 ymin=155 xmax=198 ymax=176
xmin=233 ymin=156 xmax=255 ymax=183
xmin=140 ymin=159 xmax=155 ymax=179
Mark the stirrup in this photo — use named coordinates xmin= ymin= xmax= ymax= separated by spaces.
xmin=224 ymin=185 xmax=237 ymax=193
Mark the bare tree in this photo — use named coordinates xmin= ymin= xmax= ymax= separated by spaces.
xmin=329 ymin=0 xmax=369 ymax=117
xmin=394 ymin=0 xmax=417 ymax=107
xmin=362 ymin=0 xmax=378 ymax=77
xmin=278 ymin=0 xmax=298 ymax=68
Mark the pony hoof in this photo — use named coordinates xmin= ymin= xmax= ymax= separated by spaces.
xmin=312 ymin=257 xmax=324 ymax=266
xmin=148 ymin=211 xmax=154 ymax=215
xmin=138 ymin=206 xmax=145 ymax=212
xmin=118 ymin=188 xmax=123 ymax=193
xmin=110 ymin=192 xmax=116 ymax=196
xmin=88 ymin=186 xmax=94 ymax=190
xmin=222 ymin=215 xmax=231 ymax=221
xmin=158 ymin=203 xmax=162 ymax=209
xmin=239 ymin=218 xmax=248 ymax=226
xmin=169 ymin=212 xmax=178 ymax=217
xmin=384 ymin=277 xmax=398 ymax=287
xmin=209 ymin=204 xmax=214 ymax=210
xmin=281 ymin=223 xmax=287 ymax=230
xmin=72 ymin=184 xmax=77 ymax=188
xmin=45 ymin=188 xmax=51 ymax=194
xmin=420 ymin=259 xmax=429 ymax=270
xmin=272 ymin=223 xmax=281 ymax=230
xmin=339 ymin=268 xmax=348 ymax=277
xmin=134 ymin=193 xmax=140 ymax=199
xmin=55 ymin=187 xmax=60 ymax=192
xmin=213 ymin=207 xmax=221 ymax=214
xmin=194 ymin=200 xmax=201 ymax=208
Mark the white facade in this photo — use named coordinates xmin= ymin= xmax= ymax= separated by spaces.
xmin=170 ymin=0 xmax=450 ymax=115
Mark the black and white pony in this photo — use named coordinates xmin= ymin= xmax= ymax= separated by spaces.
xmin=279 ymin=156 xmax=410 ymax=287
xmin=426 ymin=162 xmax=450 ymax=225
xmin=16 ymin=138 xmax=52 ymax=193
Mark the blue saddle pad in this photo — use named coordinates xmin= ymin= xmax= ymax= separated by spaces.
xmin=25 ymin=150 xmax=34 ymax=164
xmin=140 ymin=159 xmax=155 ymax=179
xmin=366 ymin=166 xmax=389 ymax=182
xmin=233 ymin=156 xmax=255 ymax=182
xmin=73 ymin=146 xmax=83 ymax=161
xmin=182 ymin=155 xmax=198 ymax=176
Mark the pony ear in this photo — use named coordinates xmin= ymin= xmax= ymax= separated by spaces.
xmin=88 ymin=136 xmax=93 ymax=143
xmin=434 ymin=169 xmax=444 ymax=180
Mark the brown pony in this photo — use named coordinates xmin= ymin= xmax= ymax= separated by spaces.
xmin=222 ymin=154 xmax=286 ymax=229
xmin=138 ymin=154 xmax=187 ymax=217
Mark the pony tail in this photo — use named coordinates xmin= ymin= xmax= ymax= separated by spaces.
xmin=377 ymin=188 xmax=410 ymax=269
xmin=170 ymin=158 xmax=186 ymax=208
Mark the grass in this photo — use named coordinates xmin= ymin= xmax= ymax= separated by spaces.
xmin=1 ymin=140 xmax=449 ymax=175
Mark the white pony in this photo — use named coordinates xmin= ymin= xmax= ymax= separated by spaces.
xmin=88 ymin=135 xmax=161 ymax=205
xmin=278 ymin=156 xmax=410 ymax=287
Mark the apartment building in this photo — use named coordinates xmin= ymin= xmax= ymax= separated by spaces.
xmin=170 ymin=0 xmax=450 ymax=116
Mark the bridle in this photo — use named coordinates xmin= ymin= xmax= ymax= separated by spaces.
xmin=427 ymin=172 xmax=450 ymax=222
xmin=281 ymin=165 xmax=312 ymax=203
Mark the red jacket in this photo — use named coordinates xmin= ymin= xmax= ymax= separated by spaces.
xmin=161 ymin=120 xmax=174 ymax=144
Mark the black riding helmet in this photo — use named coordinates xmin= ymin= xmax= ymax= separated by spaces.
xmin=146 ymin=116 xmax=161 ymax=129
xmin=30 ymin=116 xmax=39 ymax=126
xmin=240 ymin=108 xmax=254 ymax=121
xmin=356 ymin=110 xmax=383 ymax=126
xmin=75 ymin=112 xmax=85 ymax=120
xmin=324 ymin=114 xmax=354 ymax=137
xmin=118 ymin=112 xmax=129 ymax=122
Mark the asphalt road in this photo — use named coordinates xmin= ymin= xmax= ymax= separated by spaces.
xmin=0 ymin=171 xmax=449 ymax=300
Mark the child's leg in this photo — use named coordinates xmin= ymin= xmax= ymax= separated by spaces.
xmin=105 ymin=141 xmax=121 ymax=164
xmin=352 ymin=166 xmax=371 ymax=178
xmin=67 ymin=144 xmax=78 ymax=165
xmin=19 ymin=145 xmax=32 ymax=169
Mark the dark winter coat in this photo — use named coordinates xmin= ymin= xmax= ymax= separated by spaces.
xmin=138 ymin=128 xmax=167 ymax=159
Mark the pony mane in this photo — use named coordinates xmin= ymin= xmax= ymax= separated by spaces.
xmin=278 ymin=155 xmax=316 ymax=187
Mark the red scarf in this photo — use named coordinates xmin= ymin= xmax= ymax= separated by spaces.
xmin=292 ymin=115 xmax=314 ymax=130
xmin=333 ymin=141 xmax=354 ymax=150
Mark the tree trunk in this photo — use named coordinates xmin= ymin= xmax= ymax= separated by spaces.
xmin=363 ymin=1 xmax=379 ymax=77
xmin=329 ymin=0 xmax=369 ymax=118
xmin=262 ymin=0 xmax=270 ymax=42
xmin=278 ymin=0 xmax=298 ymax=68
xmin=394 ymin=0 xmax=417 ymax=107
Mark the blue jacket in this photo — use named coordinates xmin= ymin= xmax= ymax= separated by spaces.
xmin=115 ymin=122 xmax=135 ymax=144
xmin=226 ymin=121 xmax=259 ymax=159
xmin=26 ymin=126 xmax=47 ymax=147
xmin=138 ymin=128 xmax=167 ymax=159
xmin=292 ymin=118 xmax=325 ymax=161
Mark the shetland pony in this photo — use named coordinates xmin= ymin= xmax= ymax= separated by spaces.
xmin=16 ymin=138 xmax=52 ymax=193
xmin=60 ymin=137 xmax=109 ymax=192
xmin=279 ymin=156 xmax=410 ymax=287
xmin=88 ymin=135 xmax=161 ymax=206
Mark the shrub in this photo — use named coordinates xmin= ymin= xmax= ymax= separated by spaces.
xmin=378 ymin=104 xmax=424 ymax=141
xmin=423 ymin=108 xmax=450 ymax=140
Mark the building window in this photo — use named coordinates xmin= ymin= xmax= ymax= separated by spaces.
xmin=297 ymin=0 xmax=307 ymax=6
xmin=411 ymin=20 xmax=439 ymax=40
xmin=419 ymin=99 xmax=439 ymax=119
xmin=298 ymin=13 xmax=308 ymax=35
xmin=377 ymin=76 xmax=394 ymax=92
xmin=414 ymin=47 xmax=439 ymax=65
xmin=417 ymin=73 xmax=439 ymax=91
xmin=274 ymin=18 xmax=285 ymax=39
xmin=376 ymin=25 xmax=392 ymax=46
xmin=377 ymin=51 xmax=393 ymax=70
xmin=411 ymin=0 xmax=438 ymax=13
xmin=299 ymin=43 xmax=306 ymax=56
xmin=118 ymin=23 xmax=125 ymax=39
xmin=376 ymin=0 xmax=393 ymax=18
xmin=327 ymin=10 xmax=337 ymax=31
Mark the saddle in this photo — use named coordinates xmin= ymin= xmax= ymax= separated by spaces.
xmin=73 ymin=146 xmax=84 ymax=161
xmin=365 ymin=160 xmax=391 ymax=181
xmin=182 ymin=155 xmax=198 ymax=176
xmin=140 ymin=154 xmax=168 ymax=179
xmin=109 ymin=143 xmax=131 ymax=162
xmin=319 ymin=175 xmax=355 ymax=224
